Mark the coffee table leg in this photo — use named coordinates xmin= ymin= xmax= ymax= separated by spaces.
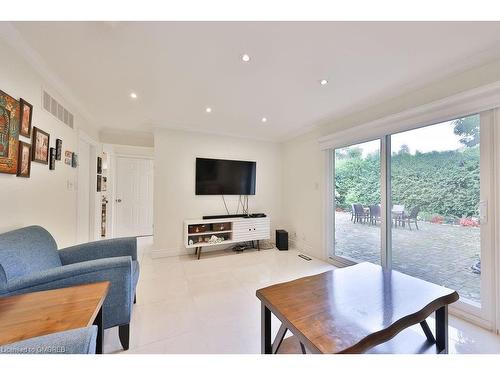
xmin=261 ymin=303 xmax=272 ymax=354
xmin=93 ymin=307 xmax=104 ymax=354
xmin=435 ymin=305 xmax=448 ymax=354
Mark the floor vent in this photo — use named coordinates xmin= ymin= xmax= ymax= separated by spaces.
xmin=42 ymin=90 xmax=74 ymax=128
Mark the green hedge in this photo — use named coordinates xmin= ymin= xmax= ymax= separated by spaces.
xmin=335 ymin=146 xmax=480 ymax=218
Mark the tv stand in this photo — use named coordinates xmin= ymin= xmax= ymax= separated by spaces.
xmin=184 ymin=216 xmax=270 ymax=259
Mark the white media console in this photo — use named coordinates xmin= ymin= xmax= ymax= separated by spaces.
xmin=184 ymin=216 xmax=270 ymax=259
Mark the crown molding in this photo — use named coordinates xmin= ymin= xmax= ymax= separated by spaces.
xmin=318 ymin=80 xmax=500 ymax=150
xmin=0 ymin=22 xmax=98 ymax=129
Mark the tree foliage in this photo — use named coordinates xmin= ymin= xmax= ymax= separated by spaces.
xmin=335 ymin=146 xmax=480 ymax=218
xmin=453 ymin=115 xmax=480 ymax=147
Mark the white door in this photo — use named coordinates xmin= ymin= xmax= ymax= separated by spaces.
xmin=77 ymin=137 xmax=92 ymax=243
xmin=115 ymin=157 xmax=154 ymax=237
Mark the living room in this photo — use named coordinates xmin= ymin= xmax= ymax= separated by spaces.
xmin=2 ymin=1 xmax=500 ymax=373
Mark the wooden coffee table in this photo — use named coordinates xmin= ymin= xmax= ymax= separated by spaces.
xmin=256 ymin=263 xmax=459 ymax=354
xmin=0 ymin=282 xmax=109 ymax=354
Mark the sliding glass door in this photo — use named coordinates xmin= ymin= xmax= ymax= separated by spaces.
xmin=330 ymin=112 xmax=493 ymax=321
xmin=333 ymin=140 xmax=381 ymax=264
xmin=390 ymin=115 xmax=483 ymax=306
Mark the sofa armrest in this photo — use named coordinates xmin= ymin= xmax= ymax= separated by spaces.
xmin=58 ymin=237 xmax=137 ymax=265
xmin=0 ymin=326 xmax=98 ymax=354
xmin=0 ymin=263 xmax=6 ymax=295
xmin=6 ymin=257 xmax=132 ymax=295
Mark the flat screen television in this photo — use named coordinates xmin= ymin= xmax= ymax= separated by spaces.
xmin=196 ymin=158 xmax=256 ymax=195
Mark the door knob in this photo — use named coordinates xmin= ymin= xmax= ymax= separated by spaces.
xmin=116 ymin=199 xmax=122 ymax=203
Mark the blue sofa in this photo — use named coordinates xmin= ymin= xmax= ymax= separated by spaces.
xmin=0 ymin=226 xmax=140 ymax=350
xmin=0 ymin=327 xmax=98 ymax=354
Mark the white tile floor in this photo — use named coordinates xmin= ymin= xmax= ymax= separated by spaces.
xmin=103 ymin=237 xmax=500 ymax=354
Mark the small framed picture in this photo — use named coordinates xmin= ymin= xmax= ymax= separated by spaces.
xmin=49 ymin=147 xmax=56 ymax=170
xmin=55 ymin=139 xmax=62 ymax=160
xmin=32 ymin=127 xmax=50 ymax=164
xmin=72 ymin=152 xmax=78 ymax=168
xmin=97 ymin=175 xmax=102 ymax=192
xmin=17 ymin=141 xmax=31 ymax=178
xmin=97 ymin=156 xmax=102 ymax=174
xmin=19 ymin=98 xmax=33 ymax=138
xmin=64 ymin=150 xmax=73 ymax=166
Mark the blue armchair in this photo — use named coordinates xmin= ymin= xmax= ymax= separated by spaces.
xmin=0 ymin=326 xmax=98 ymax=354
xmin=0 ymin=226 xmax=140 ymax=350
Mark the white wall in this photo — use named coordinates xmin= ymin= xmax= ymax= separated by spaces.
xmin=283 ymin=58 xmax=500 ymax=261
xmin=153 ymin=128 xmax=283 ymax=255
xmin=0 ymin=38 xmax=99 ymax=248
xmin=100 ymin=129 xmax=154 ymax=148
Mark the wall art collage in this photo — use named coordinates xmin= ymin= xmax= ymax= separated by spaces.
xmin=0 ymin=88 xmax=78 ymax=178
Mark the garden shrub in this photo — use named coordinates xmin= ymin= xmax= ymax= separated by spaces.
xmin=335 ymin=146 xmax=480 ymax=219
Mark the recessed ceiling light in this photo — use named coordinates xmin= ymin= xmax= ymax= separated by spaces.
xmin=320 ymin=79 xmax=328 ymax=86
xmin=130 ymin=92 xmax=138 ymax=99
xmin=261 ymin=117 xmax=267 ymax=123
xmin=241 ymin=54 xmax=251 ymax=62
xmin=205 ymin=107 xmax=212 ymax=113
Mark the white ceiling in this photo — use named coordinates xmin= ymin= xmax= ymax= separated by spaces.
xmin=9 ymin=21 xmax=500 ymax=141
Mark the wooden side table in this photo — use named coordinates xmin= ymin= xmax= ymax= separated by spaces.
xmin=257 ymin=263 xmax=459 ymax=354
xmin=0 ymin=282 xmax=110 ymax=354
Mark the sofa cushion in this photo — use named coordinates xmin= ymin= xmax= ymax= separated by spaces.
xmin=0 ymin=326 xmax=97 ymax=354
xmin=0 ymin=226 xmax=61 ymax=281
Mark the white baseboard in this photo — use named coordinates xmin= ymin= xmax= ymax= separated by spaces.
xmin=289 ymin=238 xmax=322 ymax=260
xmin=151 ymin=239 xmax=321 ymax=260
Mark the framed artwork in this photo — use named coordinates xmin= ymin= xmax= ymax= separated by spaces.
xmin=17 ymin=141 xmax=31 ymax=178
xmin=32 ymin=127 xmax=50 ymax=164
xmin=97 ymin=175 xmax=102 ymax=192
xmin=19 ymin=98 xmax=33 ymax=138
xmin=72 ymin=152 xmax=78 ymax=168
xmin=55 ymin=139 xmax=62 ymax=160
xmin=97 ymin=156 xmax=102 ymax=174
xmin=0 ymin=89 xmax=20 ymax=174
xmin=64 ymin=150 xmax=72 ymax=165
xmin=49 ymin=147 xmax=56 ymax=170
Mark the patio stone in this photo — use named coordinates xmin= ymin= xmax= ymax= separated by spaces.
xmin=334 ymin=211 xmax=481 ymax=304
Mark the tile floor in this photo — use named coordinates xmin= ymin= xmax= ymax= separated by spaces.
xmin=103 ymin=237 xmax=500 ymax=354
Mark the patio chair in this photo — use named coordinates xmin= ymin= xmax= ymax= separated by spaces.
xmin=392 ymin=205 xmax=405 ymax=227
xmin=403 ymin=206 xmax=420 ymax=230
xmin=353 ymin=204 xmax=368 ymax=224
xmin=369 ymin=204 xmax=381 ymax=225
